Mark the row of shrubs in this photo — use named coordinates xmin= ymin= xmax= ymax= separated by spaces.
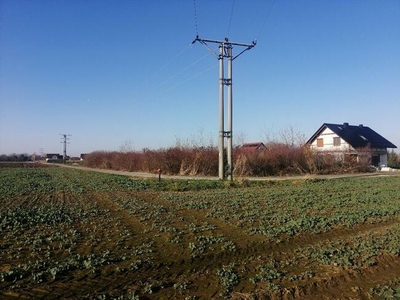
xmin=0 ymin=154 xmax=30 ymax=162
xmin=82 ymin=144 xmax=373 ymax=177
xmin=83 ymin=147 xmax=218 ymax=176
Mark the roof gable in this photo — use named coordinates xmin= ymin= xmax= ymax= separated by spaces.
xmin=241 ymin=142 xmax=266 ymax=150
xmin=307 ymin=123 xmax=397 ymax=149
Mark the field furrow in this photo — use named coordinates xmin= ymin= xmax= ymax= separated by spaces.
xmin=1 ymin=165 xmax=400 ymax=299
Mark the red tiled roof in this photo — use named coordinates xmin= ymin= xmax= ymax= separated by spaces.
xmin=241 ymin=142 xmax=266 ymax=150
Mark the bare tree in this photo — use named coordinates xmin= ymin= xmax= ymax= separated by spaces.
xmin=262 ymin=124 xmax=306 ymax=146
xmin=119 ymin=139 xmax=135 ymax=153
xmin=233 ymin=131 xmax=247 ymax=148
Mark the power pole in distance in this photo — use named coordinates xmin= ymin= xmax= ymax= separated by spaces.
xmin=39 ymin=148 xmax=44 ymax=160
xmin=60 ymin=134 xmax=71 ymax=163
xmin=192 ymin=36 xmax=256 ymax=180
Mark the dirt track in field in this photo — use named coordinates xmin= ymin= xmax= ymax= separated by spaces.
xmin=53 ymin=162 xmax=399 ymax=181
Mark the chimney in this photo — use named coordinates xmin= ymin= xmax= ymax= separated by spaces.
xmin=343 ymin=122 xmax=349 ymax=128
xmin=359 ymin=124 xmax=363 ymax=127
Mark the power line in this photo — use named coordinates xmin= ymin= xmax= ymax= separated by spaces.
xmin=131 ymin=61 xmax=217 ymax=107
xmin=153 ymin=53 xmax=211 ymax=91
xmin=193 ymin=1 xmax=275 ymax=44
xmin=144 ymin=44 xmax=191 ymax=85
xmin=164 ymin=63 xmax=218 ymax=92
xmin=193 ymin=0 xmax=199 ymax=36
xmin=227 ymin=0 xmax=236 ymax=38
xmin=255 ymin=0 xmax=276 ymax=42
xmin=128 ymin=63 xmax=217 ymax=111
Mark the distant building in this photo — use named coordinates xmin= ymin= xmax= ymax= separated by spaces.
xmin=45 ymin=153 xmax=62 ymax=159
xmin=306 ymin=122 xmax=397 ymax=167
xmin=241 ymin=142 xmax=266 ymax=151
xmin=45 ymin=153 xmax=63 ymax=162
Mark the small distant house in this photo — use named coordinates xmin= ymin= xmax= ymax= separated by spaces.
xmin=241 ymin=142 xmax=266 ymax=151
xmin=45 ymin=153 xmax=62 ymax=160
xmin=306 ymin=122 xmax=397 ymax=166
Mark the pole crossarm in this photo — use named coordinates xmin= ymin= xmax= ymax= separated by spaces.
xmin=192 ymin=35 xmax=256 ymax=48
xmin=192 ymin=36 xmax=256 ymax=60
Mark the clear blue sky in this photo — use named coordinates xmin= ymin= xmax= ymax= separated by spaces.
xmin=1 ymin=0 xmax=399 ymax=156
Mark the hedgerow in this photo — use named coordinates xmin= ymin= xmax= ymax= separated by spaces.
xmin=82 ymin=144 xmax=373 ymax=176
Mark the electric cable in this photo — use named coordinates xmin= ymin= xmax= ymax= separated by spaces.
xmin=255 ymin=0 xmax=276 ymax=42
xmin=193 ymin=0 xmax=199 ymax=36
xmin=227 ymin=0 xmax=236 ymax=38
xmin=153 ymin=53 xmax=211 ymax=91
xmin=144 ymin=43 xmax=191 ymax=85
xmin=164 ymin=63 xmax=218 ymax=92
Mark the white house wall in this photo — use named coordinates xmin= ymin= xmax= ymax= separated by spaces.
xmin=310 ymin=128 xmax=353 ymax=152
xmin=380 ymin=154 xmax=388 ymax=166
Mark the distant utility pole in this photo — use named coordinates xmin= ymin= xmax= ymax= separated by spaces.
xmin=192 ymin=36 xmax=256 ymax=180
xmin=60 ymin=134 xmax=71 ymax=163
xmin=39 ymin=148 xmax=44 ymax=160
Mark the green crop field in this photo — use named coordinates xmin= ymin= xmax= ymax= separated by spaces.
xmin=1 ymin=164 xmax=400 ymax=299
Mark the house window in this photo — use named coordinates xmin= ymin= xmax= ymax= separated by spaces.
xmin=333 ymin=137 xmax=341 ymax=146
xmin=317 ymin=138 xmax=324 ymax=147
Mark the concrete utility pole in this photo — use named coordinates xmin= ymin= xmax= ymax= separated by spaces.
xmin=60 ymin=134 xmax=71 ymax=163
xmin=192 ymin=36 xmax=256 ymax=180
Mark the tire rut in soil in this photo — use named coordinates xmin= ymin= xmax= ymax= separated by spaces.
xmin=4 ymin=184 xmax=398 ymax=299
xmin=285 ymin=254 xmax=400 ymax=300
xmin=89 ymin=190 xmax=400 ymax=299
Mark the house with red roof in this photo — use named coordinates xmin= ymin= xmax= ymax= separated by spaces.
xmin=241 ymin=142 xmax=266 ymax=151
